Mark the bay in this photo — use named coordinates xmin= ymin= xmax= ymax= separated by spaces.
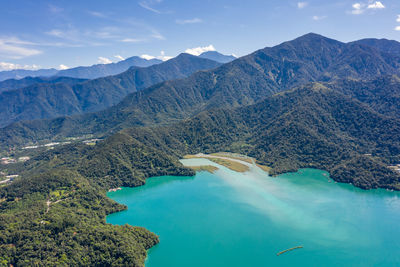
xmin=106 ymin=158 xmax=400 ymax=266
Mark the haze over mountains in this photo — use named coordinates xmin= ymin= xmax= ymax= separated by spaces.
xmin=0 ymin=54 xmax=221 ymax=127
xmin=198 ymin=51 xmax=236 ymax=63
xmin=0 ymin=51 xmax=235 ymax=82
xmin=0 ymin=68 xmax=59 ymax=82
xmin=0 ymin=56 xmax=161 ymax=81
xmin=0 ymin=76 xmax=87 ymax=93
xmin=2 ymin=33 xmax=400 ymax=146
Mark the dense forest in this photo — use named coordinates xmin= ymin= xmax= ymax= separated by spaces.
xmin=0 ymin=54 xmax=220 ymax=127
xmin=1 ymin=33 xmax=400 ymax=265
xmin=2 ymin=34 xmax=400 ymax=148
xmin=2 ymin=79 xmax=400 ymax=264
xmin=0 ymin=137 xmax=193 ymax=266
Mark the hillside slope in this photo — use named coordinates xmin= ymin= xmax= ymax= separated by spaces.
xmin=0 ymin=54 xmax=221 ymax=127
xmin=118 ymin=83 xmax=400 ymax=190
xmin=0 ymin=76 xmax=87 ymax=93
xmin=2 ymin=33 xmax=400 ymax=148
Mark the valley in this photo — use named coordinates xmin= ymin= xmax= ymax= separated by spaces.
xmin=0 ymin=32 xmax=400 ymax=266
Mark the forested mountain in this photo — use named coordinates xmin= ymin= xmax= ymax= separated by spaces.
xmin=0 ymin=54 xmax=221 ymax=127
xmin=0 ymin=135 xmax=192 ymax=265
xmin=56 ymin=56 xmax=162 ymax=79
xmin=326 ymin=75 xmax=400 ymax=118
xmin=111 ymin=83 xmax=400 ymax=190
xmin=2 ymin=33 xmax=400 ymax=148
xmin=352 ymin=38 xmax=400 ymax=56
xmin=0 ymin=76 xmax=87 ymax=93
xmin=0 ymin=56 xmax=161 ymax=82
xmin=1 ymin=80 xmax=399 ymax=265
xmin=198 ymin=51 xmax=236 ymax=63
xmin=2 ymin=33 xmax=400 ymax=266
xmin=0 ymin=68 xmax=58 ymax=82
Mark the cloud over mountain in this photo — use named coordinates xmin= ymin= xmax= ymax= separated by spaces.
xmin=185 ymin=45 xmax=216 ymax=56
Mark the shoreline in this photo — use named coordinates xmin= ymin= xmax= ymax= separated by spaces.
xmin=105 ymin=157 xmax=400 ymax=266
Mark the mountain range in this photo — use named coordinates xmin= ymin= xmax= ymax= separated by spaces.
xmin=0 ymin=51 xmax=235 ymax=82
xmin=2 ymin=33 xmax=400 ymax=147
xmin=0 ymin=54 xmax=221 ymax=127
xmin=0 ymin=76 xmax=87 ymax=93
xmin=0 ymin=68 xmax=59 ymax=82
xmin=0 ymin=56 xmax=161 ymax=82
xmin=55 ymin=56 xmax=162 ymax=79
xmin=1 ymin=33 xmax=400 ymax=266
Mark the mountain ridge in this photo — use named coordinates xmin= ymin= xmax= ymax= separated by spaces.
xmin=2 ymin=33 xmax=399 ymax=147
xmin=199 ymin=51 xmax=236 ymax=63
xmin=0 ymin=54 xmax=221 ymax=127
xmin=2 ymin=33 xmax=400 ymax=266
xmin=0 ymin=56 xmax=162 ymax=82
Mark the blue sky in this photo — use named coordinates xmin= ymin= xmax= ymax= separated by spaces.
xmin=0 ymin=0 xmax=400 ymax=70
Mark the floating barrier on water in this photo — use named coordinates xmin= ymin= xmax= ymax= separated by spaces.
xmin=276 ymin=246 xmax=303 ymax=256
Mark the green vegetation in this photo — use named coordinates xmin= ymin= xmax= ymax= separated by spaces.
xmin=0 ymin=54 xmax=220 ymax=127
xmin=0 ymin=134 xmax=193 ymax=266
xmin=4 ymin=34 xmax=400 ymax=149
xmin=119 ymin=82 xmax=400 ymax=190
xmin=1 ymin=33 xmax=400 ymax=264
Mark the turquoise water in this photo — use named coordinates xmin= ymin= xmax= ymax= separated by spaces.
xmin=106 ymin=158 xmax=400 ymax=267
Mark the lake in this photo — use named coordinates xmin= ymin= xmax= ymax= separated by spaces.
xmin=106 ymin=158 xmax=400 ymax=266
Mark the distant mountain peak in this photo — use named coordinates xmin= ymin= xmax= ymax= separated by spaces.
xmin=198 ymin=51 xmax=236 ymax=63
xmin=174 ymin=53 xmax=198 ymax=59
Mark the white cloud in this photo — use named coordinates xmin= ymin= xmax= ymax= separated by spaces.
xmin=297 ymin=2 xmax=308 ymax=9
xmin=159 ymin=50 xmax=172 ymax=61
xmin=0 ymin=37 xmax=42 ymax=59
xmin=58 ymin=64 xmax=69 ymax=70
xmin=92 ymin=27 xmax=121 ymax=39
xmin=114 ymin=55 xmax=125 ymax=61
xmin=139 ymin=0 xmax=163 ymax=14
xmin=0 ymin=62 xmax=41 ymax=71
xmin=140 ymin=51 xmax=172 ymax=61
xmin=140 ymin=54 xmax=156 ymax=60
xmin=185 ymin=45 xmax=216 ymax=56
xmin=351 ymin=3 xmax=365 ymax=14
xmin=176 ymin=18 xmax=203 ymax=24
xmin=88 ymin=11 xmax=107 ymax=18
xmin=395 ymin=26 xmax=400 ymax=31
xmin=367 ymin=1 xmax=385 ymax=9
xmin=120 ymin=38 xmax=145 ymax=43
xmin=44 ymin=19 xmax=165 ymax=47
xmin=312 ymin=15 xmax=327 ymax=20
xmin=396 ymin=15 xmax=400 ymax=22
xmin=98 ymin=57 xmax=112 ymax=64
xmin=0 ymin=62 xmax=18 ymax=71
xmin=150 ymin=30 xmax=165 ymax=40
xmin=45 ymin=29 xmax=86 ymax=44
xmin=46 ymin=29 xmax=64 ymax=38
xmin=351 ymin=1 xmax=385 ymax=15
